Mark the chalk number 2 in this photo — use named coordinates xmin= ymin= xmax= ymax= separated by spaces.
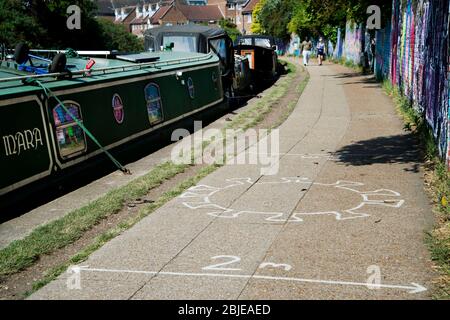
xmin=202 ymin=255 xmax=292 ymax=272
xmin=202 ymin=255 xmax=242 ymax=271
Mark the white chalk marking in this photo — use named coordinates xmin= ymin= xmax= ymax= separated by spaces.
xmin=75 ymin=266 xmax=426 ymax=294
xmin=202 ymin=255 xmax=242 ymax=271
xmin=179 ymin=178 xmax=405 ymax=222
xmin=259 ymin=262 xmax=292 ymax=271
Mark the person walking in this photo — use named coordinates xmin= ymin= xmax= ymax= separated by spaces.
xmin=317 ymin=37 xmax=325 ymax=66
xmin=300 ymin=37 xmax=312 ymax=66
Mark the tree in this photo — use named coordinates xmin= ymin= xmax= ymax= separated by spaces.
xmin=251 ymin=0 xmax=266 ymax=34
xmin=0 ymin=0 xmax=45 ymax=47
xmin=247 ymin=0 xmax=392 ymax=47
xmin=98 ymin=19 xmax=144 ymax=52
xmin=0 ymin=0 xmax=143 ymax=51
xmin=219 ymin=18 xmax=241 ymax=42
xmin=287 ymin=0 xmax=313 ymax=38
xmin=258 ymin=0 xmax=295 ymax=40
xmin=26 ymin=0 xmax=101 ymax=49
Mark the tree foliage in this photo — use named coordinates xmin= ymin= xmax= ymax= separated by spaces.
xmin=256 ymin=0 xmax=392 ymax=42
xmin=0 ymin=0 xmax=143 ymax=51
xmin=98 ymin=19 xmax=144 ymax=52
xmin=250 ymin=0 xmax=266 ymax=34
xmin=219 ymin=18 xmax=241 ymax=42
xmin=258 ymin=0 xmax=295 ymax=40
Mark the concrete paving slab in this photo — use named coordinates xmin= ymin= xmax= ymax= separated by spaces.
xmin=29 ymin=276 xmax=151 ymax=300
xmin=132 ymin=222 xmax=283 ymax=299
xmin=238 ymin=218 xmax=432 ymax=300
xmin=30 ymin=60 xmax=436 ymax=300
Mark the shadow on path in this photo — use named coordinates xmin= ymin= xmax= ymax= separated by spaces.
xmin=334 ymin=133 xmax=422 ymax=173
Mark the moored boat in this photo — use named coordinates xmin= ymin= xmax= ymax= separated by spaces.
xmin=234 ymin=35 xmax=279 ymax=84
xmin=144 ymin=25 xmax=252 ymax=97
xmin=0 ymin=46 xmax=223 ymax=207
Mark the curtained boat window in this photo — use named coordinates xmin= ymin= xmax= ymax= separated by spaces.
xmin=144 ymin=83 xmax=163 ymax=125
xmin=52 ymin=101 xmax=86 ymax=159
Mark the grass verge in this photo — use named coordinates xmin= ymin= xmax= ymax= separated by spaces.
xmin=382 ymin=79 xmax=450 ymax=299
xmin=225 ymin=62 xmax=298 ymax=131
xmin=29 ymin=164 xmax=220 ymax=295
xmin=0 ymin=161 xmax=190 ymax=277
xmin=12 ymin=58 xmax=309 ymax=296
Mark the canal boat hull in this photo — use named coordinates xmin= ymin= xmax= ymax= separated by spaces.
xmin=0 ymin=51 xmax=223 ymax=208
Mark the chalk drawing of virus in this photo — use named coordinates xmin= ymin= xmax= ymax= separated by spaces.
xmin=178 ymin=177 xmax=405 ymax=223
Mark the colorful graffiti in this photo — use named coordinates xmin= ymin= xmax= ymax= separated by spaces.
xmin=343 ymin=21 xmax=364 ymax=64
xmin=333 ymin=28 xmax=344 ymax=60
xmin=327 ymin=39 xmax=334 ymax=57
xmin=448 ymin=1 xmax=450 ymax=169
xmin=375 ymin=21 xmax=391 ymax=80
xmin=375 ymin=0 xmax=449 ymax=165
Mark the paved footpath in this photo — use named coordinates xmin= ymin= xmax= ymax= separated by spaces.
xmin=30 ymin=61 xmax=436 ymax=300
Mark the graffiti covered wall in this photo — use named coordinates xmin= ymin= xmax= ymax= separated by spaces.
xmin=375 ymin=0 xmax=449 ymax=163
xmin=343 ymin=21 xmax=364 ymax=64
xmin=448 ymin=0 xmax=450 ymax=169
xmin=375 ymin=20 xmax=391 ymax=80
xmin=333 ymin=28 xmax=344 ymax=60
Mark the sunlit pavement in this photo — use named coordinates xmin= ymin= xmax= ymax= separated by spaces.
xmin=29 ymin=60 xmax=435 ymax=300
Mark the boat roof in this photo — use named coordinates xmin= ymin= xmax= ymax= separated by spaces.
xmin=145 ymin=25 xmax=227 ymax=39
xmin=0 ymin=51 xmax=219 ymax=97
xmin=144 ymin=25 xmax=229 ymax=53
xmin=238 ymin=35 xmax=276 ymax=40
xmin=235 ymin=35 xmax=279 ymax=47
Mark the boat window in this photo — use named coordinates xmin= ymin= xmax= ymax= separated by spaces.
xmin=52 ymin=102 xmax=86 ymax=159
xmin=163 ymin=36 xmax=197 ymax=52
xmin=209 ymin=38 xmax=230 ymax=74
xmin=145 ymin=36 xmax=156 ymax=52
xmin=238 ymin=38 xmax=252 ymax=45
xmin=144 ymin=83 xmax=164 ymax=125
xmin=209 ymin=38 xmax=228 ymax=62
xmin=255 ymin=38 xmax=272 ymax=48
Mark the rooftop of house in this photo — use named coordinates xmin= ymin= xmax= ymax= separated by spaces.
xmin=150 ymin=5 xmax=172 ymax=24
xmin=95 ymin=0 xmax=170 ymax=16
xmin=150 ymin=3 xmax=224 ymax=24
xmin=242 ymin=0 xmax=259 ymax=13
xmin=178 ymin=4 xmax=224 ymax=21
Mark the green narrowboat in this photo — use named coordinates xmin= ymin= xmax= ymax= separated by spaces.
xmin=0 ymin=48 xmax=223 ymax=207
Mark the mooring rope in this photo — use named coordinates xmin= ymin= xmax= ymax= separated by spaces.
xmin=25 ymin=78 xmax=131 ymax=174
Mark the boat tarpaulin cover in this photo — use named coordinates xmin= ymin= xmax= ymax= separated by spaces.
xmin=144 ymin=25 xmax=228 ymax=53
